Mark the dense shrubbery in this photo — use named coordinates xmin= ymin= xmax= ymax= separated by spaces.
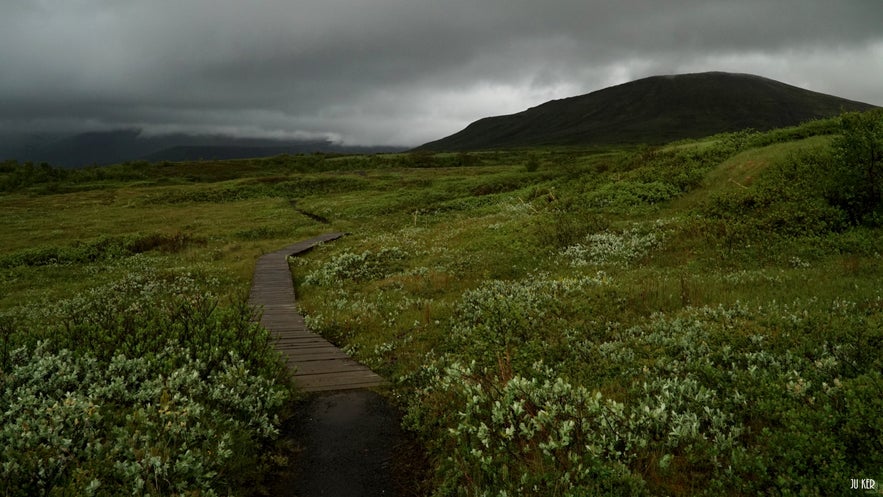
xmin=586 ymin=181 xmax=681 ymax=209
xmin=0 ymin=232 xmax=205 ymax=269
xmin=446 ymin=275 xmax=608 ymax=374
xmin=704 ymin=149 xmax=848 ymax=243
xmin=0 ymin=161 xmax=70 ymax=192
xmin=826 ymin=110 xmax=883 ymax=224
xmin=743 ymin=116 xmax=840 ymax=147
xmin=705 ymin=110 xmax=883 ymax=243
xmin=531 ymin=192 xmax=610 ymax=249
xmin=0 ymin=261 xmax=290 ymax=496
xmin=1 ymin=343 xmax=287 ymax=497
xmin=406 ymin=363 xmax=648 ymax=497
xmin=0 ymin=160 xmax=152 ymax=193
xmin=405 ymin=289 xmax=883 ymax=496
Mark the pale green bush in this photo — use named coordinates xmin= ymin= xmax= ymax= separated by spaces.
xmin=0 ymin=263 xmax=290 ymax=496
xmin=561 ymin=220 xmax=671 ymax=267
xmin=449 ymin=274 xmax=608 ymax=373
xmin=304 ymin=247 xmax=408 ymax=285
xmin=1 ymin=342 xmax=288 ymax=496
xmin=406 ymin=299 xmax=882 ymax=496
xmin=405 ymin=362 xmax=647 ymax=497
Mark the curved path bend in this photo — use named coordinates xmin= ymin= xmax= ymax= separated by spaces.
xmin=248 ymin=232 xmax=387 ymax=392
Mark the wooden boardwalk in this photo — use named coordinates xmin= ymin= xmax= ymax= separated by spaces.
xmin=249 ymin=233 xmax=387 ymax=392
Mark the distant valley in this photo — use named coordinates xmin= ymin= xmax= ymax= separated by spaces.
xmin=0 ymin=129 xmax=405 ymax=168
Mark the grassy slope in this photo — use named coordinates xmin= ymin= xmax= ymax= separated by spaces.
xmin=2 ymin=116 xmax=881 ymax=495
xmin=672 ymin=134 xmax=833 ymax=208
xmin=292 ymin=132 xmax=878 ymax=359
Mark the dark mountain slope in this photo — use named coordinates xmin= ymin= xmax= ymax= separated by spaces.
xmin=418 ymin=72 xmax=877 ymax=151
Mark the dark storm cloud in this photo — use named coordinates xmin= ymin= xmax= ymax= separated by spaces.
xmin=1 ymin=0 xmax=881 ymax=146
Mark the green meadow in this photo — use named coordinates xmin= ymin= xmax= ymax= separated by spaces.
xmin=1 ymin=110 xmax=881 ymax=496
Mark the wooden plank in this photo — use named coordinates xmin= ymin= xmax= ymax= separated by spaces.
xmin=296 ymin=371 xmax=386 ymax=391
xmin=283 ymin=350 xmax=352 ymax=362
xmin=294 ymin=370 xmax=384 ymax=382
xmin=271 ymin=332 xmax=321 ymax=340
xmin=274 ymin=339 xmax=334 ymax=348
xmin=276 ymin=341 xmax=336 ymax=352
xmin=300 ymin=380 xmax=386 ymax=393
xmin=293 ymin=358 xmax=369 ymax=375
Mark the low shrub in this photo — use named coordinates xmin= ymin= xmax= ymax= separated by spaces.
xmin=405 ymin=300 xmax=883 ymax=496
xmin=405 ymin=363 xmax=648 ymax=497
xmin=561 ymin=220 xmax=672 ymax=267
xmin=447 ymin=275 xmax=608 ymax=374
xmin=586 ymin=181 xmax=680 ymax=209
xmin=304 ymin=247 xmax=408 ymax=285
xmin=0 ymin=342 xmax=288 ymax=497
xmin=0 ymin=264 xmax=291 ymax=496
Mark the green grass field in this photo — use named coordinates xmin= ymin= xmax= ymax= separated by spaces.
xmin=1 ymin=111 xmax=881 ymax=496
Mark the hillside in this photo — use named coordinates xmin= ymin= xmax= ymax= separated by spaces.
xmin=418 ymin=71 xmax=877 ymax=150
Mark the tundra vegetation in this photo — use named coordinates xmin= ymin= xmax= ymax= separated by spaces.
xmin=1 ymin=109 xmax=881 ymax=496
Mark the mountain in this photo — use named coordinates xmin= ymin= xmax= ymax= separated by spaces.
xmin=417 ymin=72 xmax=878 ymax=151
xmin=1 ymin=129 xmax=405 ymax=168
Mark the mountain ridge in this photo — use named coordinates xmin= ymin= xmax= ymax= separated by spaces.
xmin=417 ymin=72 xmax=878 ymax=151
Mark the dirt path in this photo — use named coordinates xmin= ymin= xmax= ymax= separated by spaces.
xmin=272 ymin=390 xmax=411 ymax=496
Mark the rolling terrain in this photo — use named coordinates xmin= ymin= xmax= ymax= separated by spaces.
xmin=418 ymin=71 xmax=877 ymax=150
xmin=1 ymin=101 xmax=881 ymax=495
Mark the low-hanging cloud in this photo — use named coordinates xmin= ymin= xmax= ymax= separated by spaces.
xmin=1 ymin=0 xmax=881 ymax=147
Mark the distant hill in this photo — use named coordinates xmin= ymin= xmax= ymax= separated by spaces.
xmin=142 ymin=144 xmax=404 ymax=163
xmin=1 ymin=129 xmax=405 ymax=168
xmin=417 ymin=72 xmax=878 ymax=151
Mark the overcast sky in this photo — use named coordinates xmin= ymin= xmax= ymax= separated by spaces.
xmin=1 ymin=0 xmax=881 ymax=147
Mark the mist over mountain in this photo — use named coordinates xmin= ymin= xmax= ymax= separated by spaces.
xmin=0 ymin=129 xmax=405 ymax=168
xmin=418 ymin=72 xmax=878 ymax=151
xmin=4 ymin=72 xmax=877 ymax=166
